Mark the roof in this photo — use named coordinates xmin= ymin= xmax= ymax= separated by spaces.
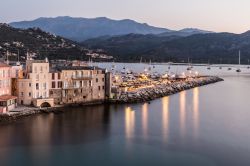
xmin=0 ymin=62 xmax=11 ymax=68
xmin=0 ymin=95 xmax=17 ymax=101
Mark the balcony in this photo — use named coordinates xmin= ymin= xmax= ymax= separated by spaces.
xmin=72 ymin=75 xmax=93 ymax=80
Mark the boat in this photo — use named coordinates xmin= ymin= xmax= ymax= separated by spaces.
xmin=236 ymin=50 xmax=241 ymax=73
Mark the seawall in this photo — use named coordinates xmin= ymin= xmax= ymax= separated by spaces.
xmin=110 ymin=76 xmax=223 ymax=103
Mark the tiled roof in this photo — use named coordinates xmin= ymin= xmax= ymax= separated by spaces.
xmin=0 ymin=95 xmax=17 ymax=101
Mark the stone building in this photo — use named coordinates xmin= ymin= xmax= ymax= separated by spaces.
xmin=50 ymin=66 xmax=110 ymax=105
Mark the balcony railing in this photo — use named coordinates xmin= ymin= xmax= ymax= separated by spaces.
xmin=71 ymin=75 xmax=93 ymax=80
xmin=63 ymin=85 xmax=92 ymax=90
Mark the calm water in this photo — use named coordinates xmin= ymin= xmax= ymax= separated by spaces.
xmin=1 ymin=64 xmax=250 ymax=166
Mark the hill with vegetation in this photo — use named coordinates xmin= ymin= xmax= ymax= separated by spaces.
xmin=0 ymin=23 xmax=111 ymax=61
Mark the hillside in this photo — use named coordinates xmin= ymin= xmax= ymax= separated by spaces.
xmin=82 ymin=32 xmax=250 ymax=64
xmin=10 ymin=16 xmax=171 ymax=41
xmin=0 ymin=23 xmax=112 ymax=61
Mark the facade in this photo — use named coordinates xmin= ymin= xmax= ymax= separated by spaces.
xmin=50 ymin=66 xmax=110 ymax=105
xmin=0 ymin=62 xmax=17 ymax=113
xmin=17 ymin=59 xmax=54 ymax=107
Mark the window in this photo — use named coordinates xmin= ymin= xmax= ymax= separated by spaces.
xmin=36 ymin=83 xmax=39 ymax=90
xmin=43 ymin=83 xmax=46 ymax=90
xmin=40 ymin=66 xmax=43 ymax=73
xmin=29 ymin=92 xmax=31 ymax=97
xmin=52 ymin=73 xmax=55 ymax=80
xmin=102 ymin=78 xmax=105 ymax=82
xmin=58 ymin=73 xmax=61 ymax=79
xmin=102 ymin=86 xmax=105 ymax=90
xmin=52 ymin=82 xmax=56 ymax=88
xmin=96 ymin=78 xmax=98 ymax=83
xmin=58 ymin=81 xmax=62 ymax=88
xmin=29 ymin=83 xmax=32 ymax=87
xmin=98 ymin=86 xmax=101 ymax=91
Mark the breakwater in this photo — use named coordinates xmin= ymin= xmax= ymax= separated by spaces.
xmin=111 ymin=76 xmax=223 ymax=103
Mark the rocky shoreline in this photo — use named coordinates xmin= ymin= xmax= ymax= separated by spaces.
xmin=110 ymin=76 xmax=223 ymax=103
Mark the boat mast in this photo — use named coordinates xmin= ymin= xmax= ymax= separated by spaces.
xmin=239 ymin=50 xmax=241 ymax=65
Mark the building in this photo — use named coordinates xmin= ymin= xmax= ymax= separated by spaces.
xmin=0 ymin=62 xmax=17 ymax=113
xmin=17 ymin=58 xmax=54 ymax=107
xmin=50 ymin=66 xmax=110 ymax=105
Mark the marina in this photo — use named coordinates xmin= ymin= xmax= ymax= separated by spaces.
xmin=0 ymin=63 xmax=249 ymax=166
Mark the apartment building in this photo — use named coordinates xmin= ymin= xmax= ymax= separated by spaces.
xmin=17 ymin=58 xmax=54 ymax=107
xmin=0 ymin=62 xmax=17 ymax=113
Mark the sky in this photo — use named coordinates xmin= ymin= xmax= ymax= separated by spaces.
xmin=1 ymin=0 xmax=250 ymax=33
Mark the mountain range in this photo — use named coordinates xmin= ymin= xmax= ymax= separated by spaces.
xmin=82 ymin=32 xmax=250 ymax=64
xmin=10 ymin=16 xmax=211 ymax=41
xmin=4 ymin=16 xmax=250 ymax=64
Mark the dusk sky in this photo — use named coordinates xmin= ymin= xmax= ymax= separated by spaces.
xmin=1 ymin=0 xmax=250 ymax=33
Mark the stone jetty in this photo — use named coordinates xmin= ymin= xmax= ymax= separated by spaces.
xmin=111 ymin=76 xmax=223 ymax=103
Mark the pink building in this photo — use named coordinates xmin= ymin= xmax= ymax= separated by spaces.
xmin=0 ymin=62 xmax=17 ymax=113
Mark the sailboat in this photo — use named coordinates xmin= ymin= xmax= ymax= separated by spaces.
xmin=207 ymin=60 xmax=211 ymax=70
xmin=219 ymin=58 xmax=223 ymax=69
xmin=187 ymin=57 xmax=192 ymax=71
xmin=236 ymin=50 xmax=241 ymax=73
xmin=140 ymin=57 xmax=143 ymax=64
xmin=148 ymin=59 xmax=152 ymax=71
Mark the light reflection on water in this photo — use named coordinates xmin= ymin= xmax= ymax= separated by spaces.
xmin=125 ymin=107 xmax=135 ymax=141
xmin=193 ymin=87 xmax=200 ymax=139
xmin=142 ymin=103 xmax=148 ymax=139
xmin=162 ymin=97 xmax=169 ymax=143
xmin=179 ymin=91 xmax=186 ymax=138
